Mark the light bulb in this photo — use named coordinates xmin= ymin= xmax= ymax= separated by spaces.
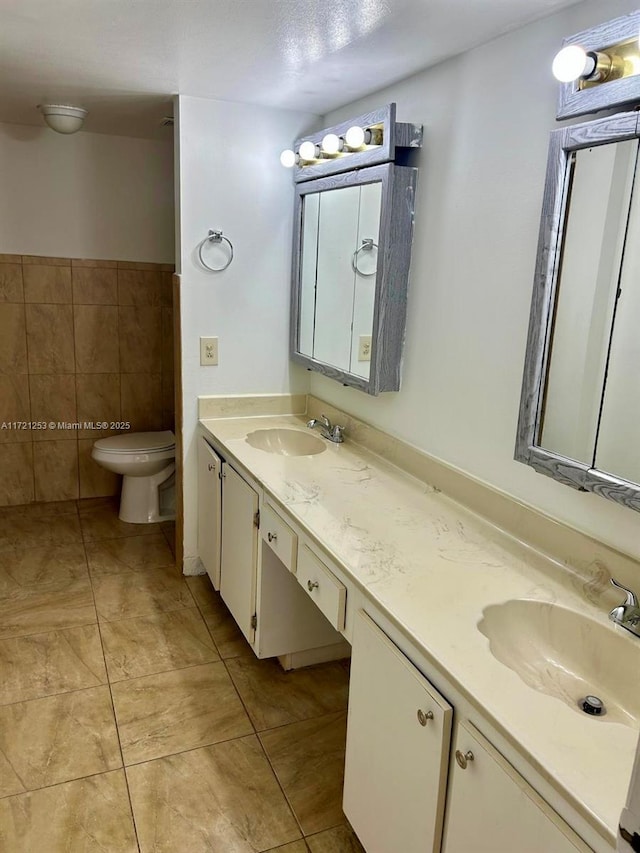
xmin=322 ymin=133 xmax=341 ymax=155
xmin=345 ymin=125 xmax=366 ymax=149
xmin=280 ymin=149 xmax=296 ymax=168
xmin=552 ymin=45 xmax=593 ymax=83
xmin=298 ymin=140 xmax=318 ymax=161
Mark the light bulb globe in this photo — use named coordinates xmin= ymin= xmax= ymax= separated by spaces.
xmin=552 ymin=45 xmax=590 ymax=83
xmin=280 ymin=149 xmax=296 ymax=168
xmin=322 ymin=133 xmax=340 ymax=155
xmin=298 ymin=141 xmax=317 ymax=161
xmin=345 ymin=125 xmax=366 ymax=149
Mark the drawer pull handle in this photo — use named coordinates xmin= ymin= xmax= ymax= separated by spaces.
xmin=267 ymin=531 xmax=277 ymax=543
xmin=417 ymin=709 xmax=434 ymax=727
xmin=208 ymin=464 xmax=215 ymax=472
xmin=307 ymin=579 xmax=319 ymax=592
xmin=455 ymin=749 xmax=474 ymax=770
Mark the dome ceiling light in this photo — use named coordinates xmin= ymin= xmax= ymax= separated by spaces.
xmin=37 ymin=104 xmax=88 ymax=134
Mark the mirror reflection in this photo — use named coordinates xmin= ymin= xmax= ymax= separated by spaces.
xmin=298 ymin=182 xmax=382 ymax=380
xmin=540 ymin=138 xmax=640 ymax=481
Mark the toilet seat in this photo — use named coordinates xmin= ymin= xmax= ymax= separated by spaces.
xmin=94 ymin=430 xmax=175 ymax=454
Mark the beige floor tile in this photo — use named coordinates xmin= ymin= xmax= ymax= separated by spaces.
xmin=0 ymin=578 xmax=96 ymax=640
xmin=80 ymin=500 xmax=161 ymax=541
xmin=226 ymin=656 xmax=350 ymax=731
xmin=127 ymin=735 xmax=301 ymax=853
xmin=101 ymin=607 xmax=219 ymax=682
xmin=0 ymin=509 xmax=81 ymax=552
xmin=112 ymin=661 xmax=253 ymax=765
xmin=86 ymin=532 xmax=175 ymax=574
xmin=306 ymin=825 xmax=365 ymax=852
xmin=187 ymin=577 xmax=253 ymax=659
xmin=265 ymin=843 xmax=309 ymax=853
xmin=0 ymin=770 xmax=138 ymax=852
xmin=0 ymin=543 xmax=88 ymax=595
xmin=92 ymin=564 xmax=194 ymax=622
xmin=0 ymin=685 xmax=121 ymax=793
xmin=0 ymin=625 xmax=107 ymax=705
xmin=260 ymin=712 xmax=348 ymax=836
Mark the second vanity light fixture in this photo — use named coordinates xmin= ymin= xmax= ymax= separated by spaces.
xmin=552 ymin=10 xmax=640 ymax=118
xmin=280 ymin=104 xmax=422 ymax=182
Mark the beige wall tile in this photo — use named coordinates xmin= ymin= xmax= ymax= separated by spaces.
xmin=76 ymin=373 xmax=120 ymax=437
xmin=117 ymin=269 xmax=163 ymax=306
xmin=0 ymin=254 xmax=22 ymax=263
xmin=72 ymin=267 xmax=118 ymax=305
xmin=29 ymin=374 xmax=77 ymax=441
xmin=161 ymin=306 xmax=174 ymax=373
xmin=117 ymin=261 xmax=172 ymax=272
xmin=120 ymin=373 xmax=162 ymax=431
xmin=22 ymin=255 xmax=70 ymax=266
xmin=119 ymin=306 xmax=162 ymax=373
xmin=0 ymin=376 xmax=31 ymax=442
xmin=78 ymin=437 xmax=120 ymax=499
xmin=23 ymin=265 xmax=72 ymax=304
xmin=71 ymin=258 xmax=118 ymax=269
xmin=161 ymin=271 xmax=173 ymax=307
xmin=34 ymin=439 xmax=79 ymax=501
xmin=0 ymin=264 xmax=24 ymax=302
xmin=0 ymin=304 xmax=28 ymax=374
xmin=25 ymin=304 xmax=75 ymax=374
xmin=73 ymin=305 xmax=119 ymax=373
xmin=0 ymin=443 xmax=34 ymax=506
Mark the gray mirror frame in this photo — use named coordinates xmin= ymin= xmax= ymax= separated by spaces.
xmin=290 ymin=163 xmax=418 ymax=395
xmin=515 ymin=109 xmax=640 ymax=512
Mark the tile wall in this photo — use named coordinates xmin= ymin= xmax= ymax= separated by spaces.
xmin=0 ymin=254 xmax=175 ymax=506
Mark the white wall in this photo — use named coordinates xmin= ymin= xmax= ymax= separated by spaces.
xmin=310 ymin=0 xmax=640 ymax=562
xmin=0 ymin=122 xmax=174 ymax=262
xmin=176 ymin=95 xmax=317 ymax=568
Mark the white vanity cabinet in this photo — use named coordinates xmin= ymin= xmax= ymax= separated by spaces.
xmin=219 ymin=461 xmax=259 ymax=644
xmin=344 ymin=610 xmax=452 ymax=853
xmin=197 ymin=436 xmax=222 ymax=589
xmin=442 ymin=721 xmax=591 ymax=853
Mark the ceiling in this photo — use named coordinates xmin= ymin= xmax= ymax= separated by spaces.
xmin=0 ymin=0 xmax=581 ymax=139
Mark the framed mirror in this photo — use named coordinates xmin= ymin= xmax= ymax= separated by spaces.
xmin=290 ymin=163 xmax=417 ymax=394
xmin=516 ymin=110 xmax=640 ymax=511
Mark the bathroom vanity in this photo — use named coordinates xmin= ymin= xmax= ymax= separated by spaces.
xmin=197 ymin=398 xmax=638 ymax=853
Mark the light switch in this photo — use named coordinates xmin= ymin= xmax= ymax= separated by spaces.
xmin=200 ymin=337 xmax=219 ymax=366
xmin=358 ymin=335 xmax=372 ymax=362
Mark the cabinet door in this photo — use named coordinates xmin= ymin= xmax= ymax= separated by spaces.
xmin=442 ymin=721 xmax=591 ymax=853
xmin=343 ymin=610 xmax=452 ymax=853
xmin=220 ymin=463 xmax=258 ymax=645
xmin=197 ymin=437 xmax=222 ymax=589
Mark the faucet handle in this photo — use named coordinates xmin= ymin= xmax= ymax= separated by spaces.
xmin=320 ymin=413 xmax=332 ymax=429
xmin=330 ymin=424 xmax=345 ymax=443
xmin=611 ymin=578 xmax=638 ymax=608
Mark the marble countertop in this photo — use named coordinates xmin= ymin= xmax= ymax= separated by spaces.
xmin=200 ymin=413 xmax=637 ymax=847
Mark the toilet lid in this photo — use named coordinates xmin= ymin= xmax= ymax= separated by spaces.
xmin=94 ymin=431 xmax=175 ymax=453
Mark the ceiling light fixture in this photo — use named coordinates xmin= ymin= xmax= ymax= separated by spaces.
xmin=37 ymin=104 xmax=88 ymax=134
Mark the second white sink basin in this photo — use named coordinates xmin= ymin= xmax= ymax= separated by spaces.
xmin=478 ymin=599 xmax=640 ymax=728
xmin=246 ymin=428 xmax=326 ymax=457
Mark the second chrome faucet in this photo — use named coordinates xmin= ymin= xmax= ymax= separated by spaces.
xmin=307 ymin=414 xmax=345 ymax=444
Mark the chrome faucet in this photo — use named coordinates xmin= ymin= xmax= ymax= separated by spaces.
xmin=306 ymin=414 xmax=345 ymax=444
xmin=609 ymin=578 xmax=640 ymax=638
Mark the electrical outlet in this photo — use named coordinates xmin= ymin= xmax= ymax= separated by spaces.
xmin=358 ymin=335 xmax=372 ymax=362
xmin=200 ymin=336 xmax=219 ymax=366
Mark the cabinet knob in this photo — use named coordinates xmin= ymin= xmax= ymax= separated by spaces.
xmin=417 ymin=709 xmax=434 ymax=727
xmin=455 ymin=749 xmax=474 ymax=770
xmin=208 ymin=463 xmax=215 ymax=472
xmin=267 ymin=531 xmax=277 ymax=543
xmin=307 ymin=579 xmax=319 ymax=592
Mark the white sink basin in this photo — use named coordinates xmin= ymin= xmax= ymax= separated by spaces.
xmin=478 ymin=599 xmax=640 ymax=728
xmin=245 ymin=428 xmax=326 ymax=457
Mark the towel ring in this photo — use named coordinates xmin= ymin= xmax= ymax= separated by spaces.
xmin=352 ymin=238 xmax=378 ymax=276
xmin=197 ymin=230 xmax=234 ymax=272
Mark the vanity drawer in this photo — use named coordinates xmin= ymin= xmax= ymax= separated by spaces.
xmin=261 ymin=504 xmax=297 ymax=573
xmin=297 ymin=545 xmax=346 ymax=631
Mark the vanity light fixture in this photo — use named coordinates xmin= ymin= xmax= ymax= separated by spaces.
xmin=552 ymin=44 xmax=625 ymax=84
xmin=553 ymin=11 xmax=640 ymax=119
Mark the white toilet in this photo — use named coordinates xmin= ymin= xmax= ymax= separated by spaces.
xmin=91 ymin=431 xmax=176 ymax=524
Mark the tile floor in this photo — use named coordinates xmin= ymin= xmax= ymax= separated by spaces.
xmin=0 ymin=497 xmax=364 ymax=852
